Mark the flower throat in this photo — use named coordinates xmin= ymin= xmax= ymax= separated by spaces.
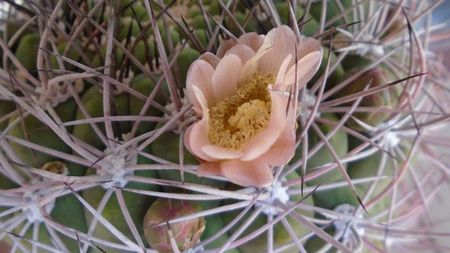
xmin=208 ymin=74 xmax=274 ymax=150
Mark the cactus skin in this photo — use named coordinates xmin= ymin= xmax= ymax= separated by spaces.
xmin=336 ymin=65 xmax=399 ymax=131
xmin=8 ymin=99 xmax=77 ymax=168
xmin=293 ymin=113 xmax=348 ymax=186
xmin=222 ymin=199 xmax=312 ymax=253
xmin=0 ymin=101 xmax=16 ymax=130
xmin=143 ymin=198 xmax=206 ymax=253
xmin=49 ymin=42 xmax=80 ymax=70
xmin=201 ymin=214 xmax=240 ymax=253
xmin=82 ymin=153 xmax=160 ymax=253
xmin=309 ymin=0 xmax=352 ymax=27
xmin=348 ymin=151 xmax=395 ymax=216
xmin=15 ymin=33 xmax=40 ymax=72
xmin=176 ymin=47 xmax=201 ymax=84
xmin=4 ymin=162 xmax=88 ymax=253
xmin=223 ymin=172 xmax=313 ymax=253
xmin=310 ymin=47 xmax=345 ymax=88
xmin=73 ymin=74 xmax=162 ymax=149
xmin=151 ymin=127 xmax=226 ymax=190
xmin=0 ymin=1 xmax=444 ymax=252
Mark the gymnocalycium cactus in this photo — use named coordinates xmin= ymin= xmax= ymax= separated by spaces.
xmin=1 ymin=0 xmax=450 ymax=252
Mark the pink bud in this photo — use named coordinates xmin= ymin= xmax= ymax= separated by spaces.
xmin=143 ymin=199 xmax=205 ymax=253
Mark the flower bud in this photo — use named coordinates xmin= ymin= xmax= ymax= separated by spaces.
xmin=143 ymin=198 xmax=205 ymax=253
xmin=41 ymin=161 xmax=68 ymax=175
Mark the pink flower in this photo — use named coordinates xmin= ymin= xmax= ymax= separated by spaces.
xmin=184 ymin=26 xmax=322 ymax=187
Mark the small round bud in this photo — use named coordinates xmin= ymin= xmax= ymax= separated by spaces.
xmin=143 ymin=198 xmax=205 ymax=253
xmin=41 ymin=161 xmax=68 ymax=175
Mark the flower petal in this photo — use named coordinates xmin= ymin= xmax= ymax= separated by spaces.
xmin=211 ymin=54 xmax=242 ymax=102
xmin=199 ymin=52 xmax=220 ymax=68
xmin=192 ymin=85 xmax=209 ymax=111
xmin=186 ymin=117 xmax=216 ymax=162
xmin=257 ymin=25 xmax=296 ymax=75
xmin=185 ymin=87 xmax=217 ymax=161
xmin=217 ymin=39 xmax=237 ymax=58
xmin=275 ymin=54 xmax=293 ymax=86
xmin=237 ymin=32 xmax=264 ymax=52
xmin=238 ymin=42 xmax=272 ymax=84
xmin=221 ymin=158 xmax=273 ymax=187
xmin=198 ymin=162 xmax=222 ymax=176
xmin=260 ymin=119 xmax=296 ymax=166
xmin=202 ymin=145 xmax=242 ymax=159
xmin=241 ymin=90 xmax=288 ymax=161
xmin=225 ymin=44 xmax=255 ymax=64
xmin=283 ymin=51 xmax=323 ymax=89
xmin=297 ymin=37 xmax=322 ymax=59
xmin=186 ymin=60 xmax=215 ymax=113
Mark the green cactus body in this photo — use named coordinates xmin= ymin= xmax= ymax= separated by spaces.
xmin=312 ymin=184 xmax=359 ymax=211
xmin=223 ymin=197 xmax=313 ymax=253
xmin=0 ymin=101 xmax=16 ymax=130
xmin=122 ymin=3 xmax=148 ymax=22
xmin=226 ymin=12 xmax=249 ymax=35
xmin=15 ymin=33 xmax=40 ymax=72
xmin=348 ymin=151 xmax=395 ymax=217
xmin=271 ymin=5 xmax=321 ymax=37
xmin=82 ymin=152 xmax=160 ymax=253
xmin=50 ymin=41 xmax=80 ymax=70
xmin=311 ymin=47 xmax=345 ymax=88
xmin=47 ymin=164 xmax=89 ymax=251
xmin=5 ymin=20 xmax=33 ymax=46
xmin=192 ymin=14 xmax=207 ymax=30
xmin=72 ymin=86 xmax=128 ymax=150
xmin=8 ymin=99 xmax=77 ymax=168
xmin=0 ymin=172 xmax=18 ymax=190
xmin=275 ymin=2 xmax=305 ymax=25
xmin=340 ymin=55 xmax=374 ymax=72
xmin=176 ymin=47 xmax=201 ymax=84
xmin=92 ymin=46 xmax=126 ymax=70
xmin=309 ymin=0 xmax=353 ymax=27
xmin=72 ymin=76 xmax=164 ymax=252
xmin=73 ymin=75 xmax=162 ymax=149
xmin=131 ymin=39 xmax=155 ymax=71
xmin=6 ymin=162 xmax=87 ymax=253
xmin=294 ymin=112 xmax=355 ymax=211
xmin=128 ymin=73 xmax=165 ymax=134
xmin=159 ymin=27 xmax=181 ymax=51
xmin=335 ymin=60 xmax=400 ymax=131
xmin=303 ymin=226 xmax=336 ymax=253
xmin=307 ymin=113 xmax=348 ymax=184
xmin=293 ymin=113 xmax=348 ymax=186
xmin=118 ymin=17 xmax=142 ymax=42
xmin=201 ymin=214 xmax=240 ymax=253
xmin=150 ymin=126 xmax=225 ymax=189
xmin=0 ymin=1 xmax=443 ymax=252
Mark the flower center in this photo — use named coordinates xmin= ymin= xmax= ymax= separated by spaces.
xmin=208 ymin=74 xmax=274 ymax=150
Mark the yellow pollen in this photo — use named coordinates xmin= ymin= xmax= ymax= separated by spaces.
xmin=208 ymin=74 xmax=274 ymax=150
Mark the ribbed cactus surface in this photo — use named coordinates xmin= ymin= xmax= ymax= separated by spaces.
xmin=1 ymin=1 xmax=449 ymax=252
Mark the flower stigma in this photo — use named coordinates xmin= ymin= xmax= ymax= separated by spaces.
xmin=208 ymin=74 xmax=275 ymax=150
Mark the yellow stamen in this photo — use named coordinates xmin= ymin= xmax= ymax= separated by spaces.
xmin=209 ymin=74 xmax=274 ymax=150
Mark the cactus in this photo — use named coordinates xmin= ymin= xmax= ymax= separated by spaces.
xmin=0 ymin=1 xmax=449 ymax=253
